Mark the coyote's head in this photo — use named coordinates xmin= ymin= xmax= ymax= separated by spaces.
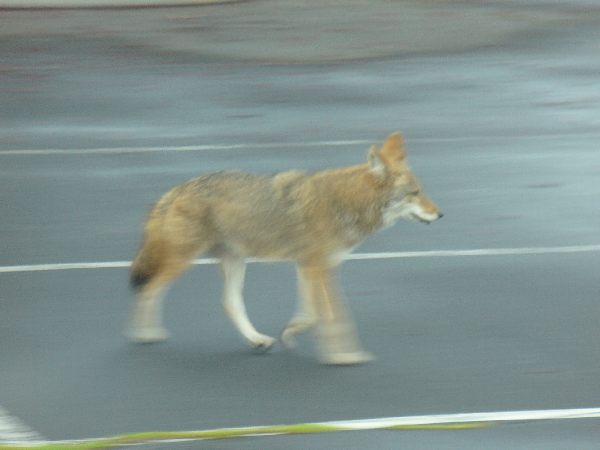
xmin=369 ymin=132 xmax=443 ymax=227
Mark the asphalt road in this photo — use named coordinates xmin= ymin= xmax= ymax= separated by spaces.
xmin=1 ymin=1 xmax=600 ymax=448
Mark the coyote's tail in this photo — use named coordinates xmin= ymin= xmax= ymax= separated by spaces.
xmin=129 ymin=238 xmax=164 ymax=291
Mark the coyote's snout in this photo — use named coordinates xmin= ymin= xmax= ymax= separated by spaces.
xmin=128 ymin=132 xmax=442 ymax=364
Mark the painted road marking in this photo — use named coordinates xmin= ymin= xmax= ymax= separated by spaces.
xmin=2 ymin=133 xmax=600 ymax=156
xmin=2 ymin=407 xmax=600 ymax=448
xmin=1 ymin=244 xmax=600 ymax=274
xmin=0 ymin=140 xmax=371 ymax=156
xmin=0 ymin=406 xmax=43 ymax=445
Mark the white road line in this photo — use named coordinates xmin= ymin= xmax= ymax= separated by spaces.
xmin=1 ymin=244 xmax=599 ymax=274
xmin=0 ymin=140 xmax=371 ymax=156
xmin=0 ymin=406 xmax=43 ymax=444
xmin=0 ymin=0 xmax=239 ymax=7
xmin=2 ymin=133 xmax=600 ymax=156
xmin=345 ymin=244 xmax=600 ymax=260
xmin=0 ymin=261 xmax=133 ymax=273
xmin=324 ymin=407 xmax=600 ymax=429
xmin=9 ymin=407 xmax=600 ymax=447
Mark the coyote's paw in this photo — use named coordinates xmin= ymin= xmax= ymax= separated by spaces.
xmin=281 ymin=315 xmax=316 ymax=350
xmin=127 ymin=326 xmax=170 ymax=344
xmin=250 ymin=334 xmax=276 ymax=353
xmin=280 ymin=328 xmax=297 ymax=349
xmin=320 ymin=350 xmax=374 ymax=366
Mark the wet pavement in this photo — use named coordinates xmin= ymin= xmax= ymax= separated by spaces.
xmin=1 ymin=1 xmax=600 ymax=448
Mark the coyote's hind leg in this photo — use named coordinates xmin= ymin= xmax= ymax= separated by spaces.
xmin=128 ymin=255 xmax=194 ymax=343
xmin=220 ymin=255 xmax=276 ymax=352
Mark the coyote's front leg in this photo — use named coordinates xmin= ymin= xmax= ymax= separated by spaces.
xmin=297 ymin=265 xmax=373 ymax=365
xmin=281 ymin=266 xmax=319 ymax=349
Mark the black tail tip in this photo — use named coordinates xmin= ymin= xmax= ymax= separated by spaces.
xmin=129 ymin=270 xmax=150 ymax=291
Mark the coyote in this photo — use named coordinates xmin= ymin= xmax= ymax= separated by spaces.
xmin=128 ymin=132 xmax=442 ymax=364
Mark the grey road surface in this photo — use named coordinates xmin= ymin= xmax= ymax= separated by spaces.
xmin=1 ymin=1 xmax=600 ymax=448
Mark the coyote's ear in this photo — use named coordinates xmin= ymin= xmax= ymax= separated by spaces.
xmin=379 ymin=132 xmax=406 ymax=168
xmin=367 ymin=145 xmax=385 ymax=175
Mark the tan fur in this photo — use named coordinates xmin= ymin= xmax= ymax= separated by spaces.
xmin=128 ymin=132 xmax=442 ymax=364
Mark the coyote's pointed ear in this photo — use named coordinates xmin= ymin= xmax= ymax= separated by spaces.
xmin=367 ymin=145 xmax=385 ymax=175
xmin=379 ymin=132 xmax=406 ymax=168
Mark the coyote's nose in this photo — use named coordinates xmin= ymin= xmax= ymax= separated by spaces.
xmin=438 ymin=212 xmax=444 ymax=219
